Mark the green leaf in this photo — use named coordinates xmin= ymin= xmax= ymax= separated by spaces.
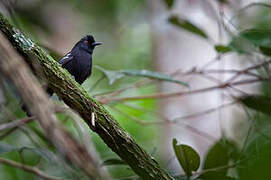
xmin=217 ymin=0 xmax=229 ymax=4
xmin=240 ymin=29 xmax=271 ymax=48
xmin=120 ymin=69 xmax=189 ymax=86
xmin=174 ymin=175 xmax=188 ymax=180
xmin=20 ymin=147 xmax=55 ymax=163
xmin=203 ymin=141 xmax=229 ymax=176
xmin=229 ymin=29 xmax=271 ymax=55
xmin=95 ymin=66 xmax=189 ymax=87
xmin=259 ymin=46 xmax=271 ymax=56
xmin=173 ymin=138 xmax=200 ymax=177
xmin=229 ymin=36 xmax=256 ymax=54
xmin=214 ymin=45 xmax=232 ymax=54
xmin=101 ymin=158 xmax=127 ymax=166
xmin=168 ymin=16 xmax=208 ymax=39
xmin=198 ymin=174 xmax=236 ymax=180
xmin=163 ymin=0 xmax=175 ymax=9
xmin=202 ymin=139 xmax=239 ymax=177
xmin=0 ymin=142 xmax=54 ymax=162
xmin=239 ymin=95 xmax=271 ymax=116
xmin=95 ymin=66 xmax=125 ymax=85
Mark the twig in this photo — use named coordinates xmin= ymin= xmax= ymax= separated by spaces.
xmin=202 ymin=69 xmax=261 ymax=78
xmin=0 ymin=117 xmax=35 ymax=131
xmin=109 ymin=105 xmax=164 ymax=125
xmin=0 ymin=127 xmax=17 ymax=139
xmin=121 ymin=102 xmax=169 ymax=121
xmin=0 ymin=157 xmax=68 ymax=180
xmin=95 ymin=79 xmax=150 ymax=98
xmin=171 ymin=101 xmax=237 ymax=122
xmin=193 ymin=161 xmax=239 ymax=176
xmin=175 ymin=122 xmax=216 ymax=141
xmin=104 ymin=78 xmax=269 ymax=103
xmin=109 ymin=106 xmax=216 ymax=141
xmin=230 ymin=2 xmax=271 ymax=25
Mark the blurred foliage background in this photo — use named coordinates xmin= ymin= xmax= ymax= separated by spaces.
xmin=2 ymin=0 xmax=271 ymax=180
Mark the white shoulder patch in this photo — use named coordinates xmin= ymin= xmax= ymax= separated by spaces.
xmin=62 ymin=53 xmax=71 ymax=60
xmin=60 ymin=53 xmax=72 ymax=65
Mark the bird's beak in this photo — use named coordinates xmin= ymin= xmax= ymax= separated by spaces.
xmin=92 ymin=42 xmax=102 ymax=46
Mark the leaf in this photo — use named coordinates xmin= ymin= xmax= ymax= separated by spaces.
xmin=120 ymin=70 xmax=189 ymax=86
xmin=0 ymin=142 xmax=54 ymax=162
xmin=174 ymin=175 xmax=188 ymax=180
xmin=163 ymin=0 xmax=175 ymax=9
xmin=95 ymin=66 xmax=125 ymax=85
xmin=217 ymin=0 xmax=229 ymax=4
xmin=229 ymin=29 xmax=271 ymax=55
xmin=228 ymin=36 xmax=256 ymax=54
xmin=203 ymin=141 xmax=229 ymax=176
xmin=168 ymin=16 xmax=208 ymax=39
xmin=101 ymin=158 xmax=127 ymax=166
xmin=214 ymin=45 xmax=232 ymax=54
xmin=202 ymin=139 xmax=239 ymax=177
xmin=173 ymin=138 xmax=200 ymax=177
xmin=95 ymin=66 xmax=189 ymax=87
xmin=259 ymin=46 xmax=271 ymax=56
xmin=198 ymin=174 xmax=236 ymax=180
xmin=239 ymin=95 xmax=271 ymax=116
xmin=20 ymin=147 xmax=55 ymax=163
xmin=240 ymin=29 xmax=271 ymax=48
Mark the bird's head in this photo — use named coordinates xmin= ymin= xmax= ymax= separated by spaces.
xmin=78 ymin=35 xmax=102 ymax=53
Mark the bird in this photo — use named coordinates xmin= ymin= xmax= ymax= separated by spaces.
xmin=22 ymin=35 xmax=102 ymax=116
xmin=59 ymin=35 xmax=102 ymax=84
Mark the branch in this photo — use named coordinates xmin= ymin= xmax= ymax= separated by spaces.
xmin=0 ymin=157 xmax=68 ymax=180
xmin=0 ymin=117 xmax=34 ymax=131
xmin=0 ymin=13 xmax=172 ymax=179
xmin=0 ymin=32 xmax=102 ymax=179
xmin=104 ymin=78 xmax=269 ymax=103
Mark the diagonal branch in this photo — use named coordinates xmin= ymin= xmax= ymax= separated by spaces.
xmin=0 ymin=13 xmax=172 ymax=179
xmin=0 ymin=31 xmax=103 ymax=179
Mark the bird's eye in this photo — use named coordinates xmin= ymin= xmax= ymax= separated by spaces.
xmin=83 ymin=40 xmax=88 ymax=46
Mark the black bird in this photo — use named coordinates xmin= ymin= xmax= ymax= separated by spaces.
xmin=59 ymin=35 xmax=102 ymax=84
xmin=22 ymin=35 xmax=101 ymax=116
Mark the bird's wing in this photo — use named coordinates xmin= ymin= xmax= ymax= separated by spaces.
xmin=59 ymin=52 xmax=73 ymax=67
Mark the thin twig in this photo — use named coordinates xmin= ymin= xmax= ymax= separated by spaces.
xmin=109 ymin=105 xmax=216 ymax=141
xmin=229 ymin=2 xmax=271 ymax=25
xmin=0 ymin=117 xmax=35 ymax=131
xmin=171 ymin=101 xmax=237 ymax=123
xmin=0 ymin=157 xmax=68 ymax=180
xmin=103 ymin=78 xmax=270 ymax=103
xmin=0 ymin=127 xmax=17 ymax=139
xmin=193 ymin=161 xmax=240 ymax=176
xmin=95 ymin=79 xmax=150 ymax=97
xmin=109 ymin=105 xmax=164 ymax=125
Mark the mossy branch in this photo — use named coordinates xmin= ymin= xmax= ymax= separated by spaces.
xmin=0 ymin=13 xmax=172 ymax=179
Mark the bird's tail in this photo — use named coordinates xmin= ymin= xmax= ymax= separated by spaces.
xmin=21 ymin=87 xmax=54 ymax=116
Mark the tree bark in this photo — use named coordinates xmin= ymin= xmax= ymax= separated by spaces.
xmin=0 ymin=13 xmax=172 ymax=179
